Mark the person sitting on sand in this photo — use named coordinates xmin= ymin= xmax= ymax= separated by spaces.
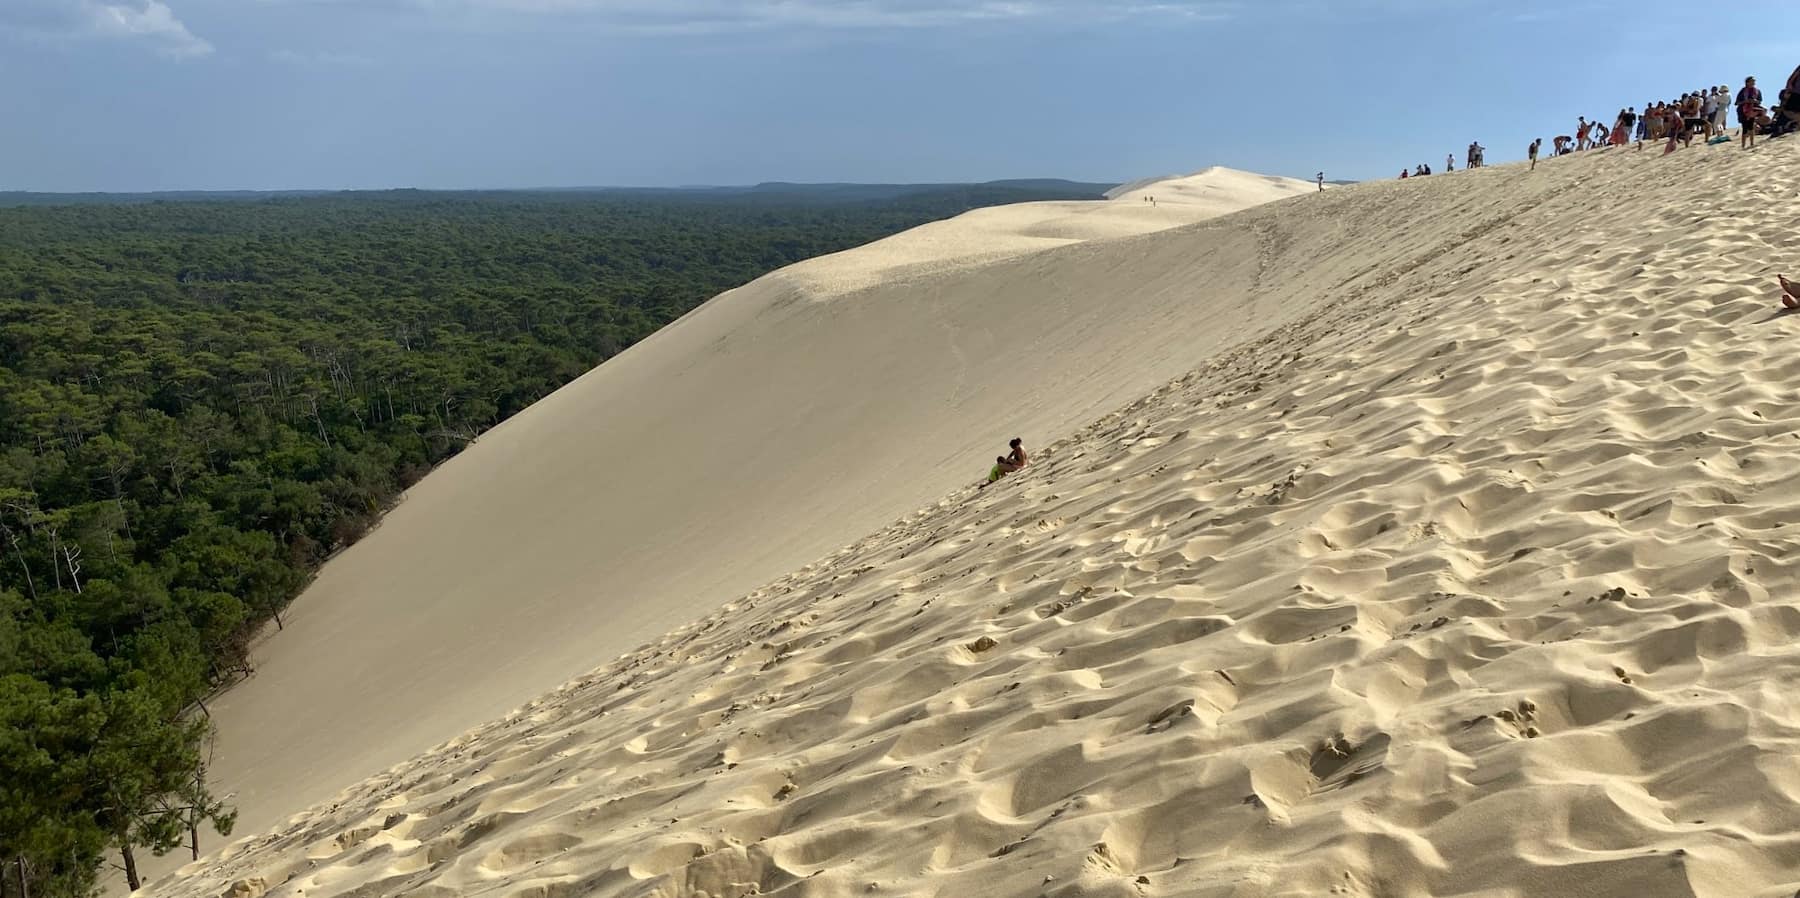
xmin=1784 ymin=64 xmax=1800 ymax=125
xmin=981 ymin=456 xmax=1011 ymax=488
xmin=979 ymin=439 xmax=1029 ymax=488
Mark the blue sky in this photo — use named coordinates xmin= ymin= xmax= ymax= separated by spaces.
xmin=2 ymin=0 xmax=1796 ymax=191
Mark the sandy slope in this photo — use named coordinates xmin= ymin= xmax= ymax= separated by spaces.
xmin=162 ymin=167 xmax=1318 ymax=885
xmin=778 ymin=168 xmax=1317 ymax=294
xmin=154 ymin=143 xmax=1800 ymax=898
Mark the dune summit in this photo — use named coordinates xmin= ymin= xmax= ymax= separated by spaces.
xmin=160 ymin=142 xmax=1800 ymax=898
xmin=778 ymin=167 xmax=1317 ymax=295
xmin=174 ymin=166 xmax=1320 ymax=876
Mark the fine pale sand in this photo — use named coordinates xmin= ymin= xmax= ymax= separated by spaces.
xmin=780 ymin=168 xmax=1319 ymax=295
xmin=162 ymin=167 xmax=1316 ymax=887
xmin=157 ymin=143 xmax=1800 ymax=898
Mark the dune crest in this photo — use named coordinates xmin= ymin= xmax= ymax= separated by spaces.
xmin=159 ymin=145 xmax=1800 ymax=898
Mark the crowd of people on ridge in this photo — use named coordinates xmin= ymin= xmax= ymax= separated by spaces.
xmin=1397 ymin=61 xmax=1800 ymax=178
xmin=1401 ymin=142 xmax=1486 ymax=178
xmin=980 ymin=63 xmax=1800 ymax=487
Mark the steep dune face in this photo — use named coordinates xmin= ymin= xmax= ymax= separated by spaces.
xmin=184 ymin=169 xmax=1322 ymax=864
xmin=159 ymin=143 xmax=1800 ymax=898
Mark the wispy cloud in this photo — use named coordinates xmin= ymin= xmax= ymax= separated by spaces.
xmin=258 ymin=0 xmax=1238 ymax=32
xmin=0 ymin=0 xmax=212 ymax=57
xmin=271 ymin=47 xmax=376 ymax=66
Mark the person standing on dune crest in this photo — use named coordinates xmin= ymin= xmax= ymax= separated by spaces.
xmin=1738 ymin=76 xmax=1764 ymax=149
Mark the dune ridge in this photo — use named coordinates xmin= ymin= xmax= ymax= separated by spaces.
xmin=777 ymin=167 xmax=1317 ymax=295
xmin=160 ymin=143 xmax=1800 ymax=898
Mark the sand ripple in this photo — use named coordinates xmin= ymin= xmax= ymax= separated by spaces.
xmin=154 ymin=144 xmax=1800 ymax=898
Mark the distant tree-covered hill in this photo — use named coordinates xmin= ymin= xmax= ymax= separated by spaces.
xmin=0 ymin=179 xmax=1116 ymax=208
xmin=0 ymin=182 xmax=1109 ymax=897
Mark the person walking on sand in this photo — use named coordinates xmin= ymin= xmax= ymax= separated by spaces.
xmin=1528 ymin=138 xmax=1541 ymax=170
xmin=1663 ymin=104 xmax=1692 ymax=154
xmin=1317 ymin=172 xmax=1325 ymax=192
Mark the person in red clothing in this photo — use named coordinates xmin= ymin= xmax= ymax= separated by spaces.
xmin=1576 ymin=117 xmax=1593 ymax=150
xmin=1738 ymin=76 xmax=1764 ymax=148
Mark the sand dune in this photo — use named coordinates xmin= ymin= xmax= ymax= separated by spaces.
xmin=158 ymin=145 xmax=1800 ymax=898
xmin=165 ymin=166 xmax=1320 ymax=886
xmin=780 ymin=167 xmax=1317 ymax=294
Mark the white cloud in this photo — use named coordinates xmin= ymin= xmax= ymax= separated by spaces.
xmin=0 ymin=0 xmax=212 ymax=57
xmin=88 ymin=0 xmax=212 ymax=56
